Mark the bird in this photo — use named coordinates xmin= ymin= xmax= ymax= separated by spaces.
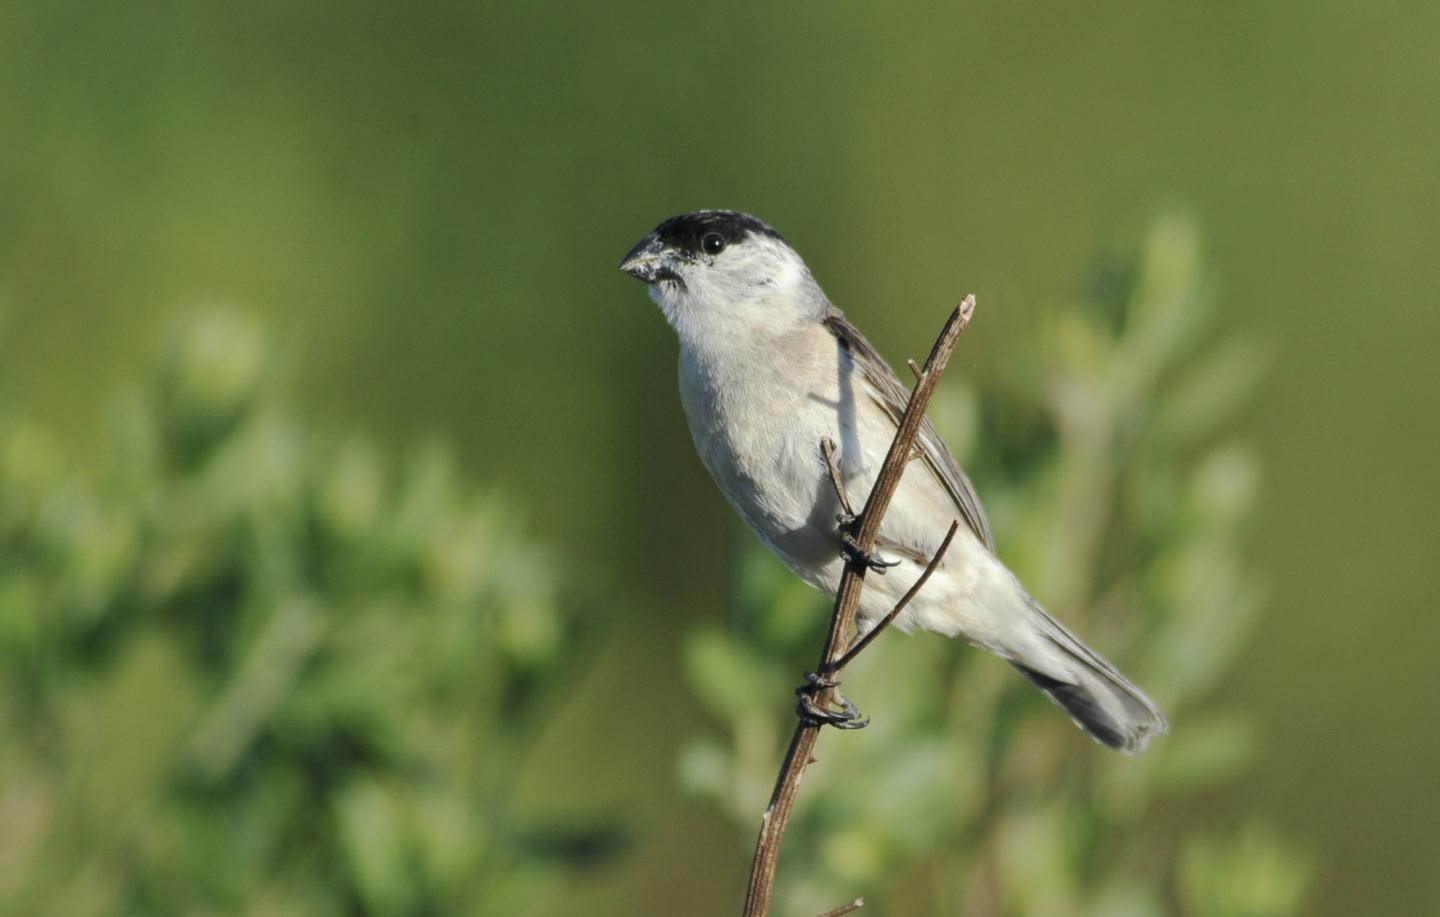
xmin=619 ymin=209 xmax=1167 ymax=753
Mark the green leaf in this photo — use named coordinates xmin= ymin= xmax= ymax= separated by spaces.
xmin=335 ymin=777 xmax=419 ymax=917
xmin=682 ymin=627 xmax=785 ymax=720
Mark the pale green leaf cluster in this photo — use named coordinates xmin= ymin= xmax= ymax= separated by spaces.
xmin=0 ymin=313 xmax=601 ymax=916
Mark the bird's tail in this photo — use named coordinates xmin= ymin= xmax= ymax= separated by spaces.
xmin=1010 ymin=598 xmax=1168 ymax=754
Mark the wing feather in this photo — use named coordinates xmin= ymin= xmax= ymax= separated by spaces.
xmin=822 ymin=311 xmax=995 ymax=552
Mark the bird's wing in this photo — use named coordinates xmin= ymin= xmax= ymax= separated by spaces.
xmin=822 ymin=310 xmax=995 ymax=552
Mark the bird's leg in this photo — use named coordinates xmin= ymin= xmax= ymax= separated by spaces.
xmin=794 ymin=671 xmax=869 ymax=729
xmin=821 ymin=438 xmax=895 ymax=573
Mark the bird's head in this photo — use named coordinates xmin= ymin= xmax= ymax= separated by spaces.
xmin=619 ymin=210 xmax=827 ymax=345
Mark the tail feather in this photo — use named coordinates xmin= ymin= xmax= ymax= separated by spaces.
xmin=1012 ymin=600 xmax=1168 ymax=754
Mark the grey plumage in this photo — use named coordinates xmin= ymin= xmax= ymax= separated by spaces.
xmin=620 ymin=210 xmax=1167 ymax=753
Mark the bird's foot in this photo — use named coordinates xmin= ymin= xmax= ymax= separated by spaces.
xmin=840 ymin=532 xmax=898 ymax=574
xmin=795 ymin=671 xmax=869 ymax=730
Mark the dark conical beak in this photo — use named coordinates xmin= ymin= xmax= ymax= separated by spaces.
xmin=618 ymin=232 xmax=676 ymax=284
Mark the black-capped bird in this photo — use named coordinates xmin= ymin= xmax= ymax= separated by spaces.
xmin=621 ymin=211 xmax=1166 ymax=752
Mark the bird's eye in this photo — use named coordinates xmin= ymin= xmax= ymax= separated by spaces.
xmin=701 ymin=232 xmax=726 ymax=256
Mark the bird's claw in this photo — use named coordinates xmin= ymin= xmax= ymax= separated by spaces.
xmin=841 ymin=532 xmax=899 ymax=574
xmin=794 ymin=671 xmax=870 ymax=730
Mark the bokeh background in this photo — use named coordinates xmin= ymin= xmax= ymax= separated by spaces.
xmin=2 ymin=2 xmax=1437 ymax=915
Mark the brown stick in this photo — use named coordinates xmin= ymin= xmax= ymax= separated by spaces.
xmin=814 ymin=898 xmax=865 ymax=917
xmin=820 ymin=438 xmax=856 ymax=519
xmin=831 ymin=520 xmax=960 ymax=673
xmin=741 ymin=296 xmax=977 ymax=917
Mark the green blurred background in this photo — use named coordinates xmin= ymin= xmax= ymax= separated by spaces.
xmin=2 ymin=2 xmax=1437 ymax=915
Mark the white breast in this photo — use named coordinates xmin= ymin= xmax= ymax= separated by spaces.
xmin=677 ymin=326 xmax=835 ymax=568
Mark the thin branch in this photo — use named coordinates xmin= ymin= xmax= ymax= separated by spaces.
xmin=820 ymin=437 xmax=854 ymax=518
xmin=815 ymin=898 xmax=865 ymax=917
xmin=831 ymin=520 xmax=960 ymax=673
xmin=741 ymin=295 xmax=977 ymax=917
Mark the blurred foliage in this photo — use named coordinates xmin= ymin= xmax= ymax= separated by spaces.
xmin=0 ymin=313 xmax=613 ymax=916
xmin=4 ymin=3 xmax=1439 ymax=912
xmin=679 ymin=213 xmax=1307 ymax=916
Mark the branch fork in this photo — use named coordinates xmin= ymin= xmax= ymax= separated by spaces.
xmin=741 ymin=296 xmax=977 ymax=917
